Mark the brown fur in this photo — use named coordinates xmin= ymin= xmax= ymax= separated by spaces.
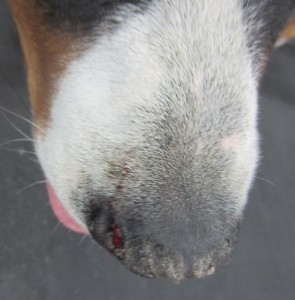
xmin=8 ymin=1 xmax=83 ymax=133
xmin=278 ymin=15 xmax=295 ymax=44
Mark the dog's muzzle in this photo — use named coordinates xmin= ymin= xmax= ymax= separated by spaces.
xmin=86 ymin=197 xmax=238 ymax=281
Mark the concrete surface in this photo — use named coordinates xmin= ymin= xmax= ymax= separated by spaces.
xmin=0 ymin=1 xmax=294 ymax=299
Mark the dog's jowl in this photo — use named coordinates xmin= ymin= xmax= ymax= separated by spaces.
xmin=8 ymin=0 xmax=295 ymax=280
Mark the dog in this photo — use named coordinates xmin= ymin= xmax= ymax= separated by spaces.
xmin=7 ymin=0 xmax=295 ymax=281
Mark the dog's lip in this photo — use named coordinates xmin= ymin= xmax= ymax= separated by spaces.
xmin=46 ymin=182 xmax=88 ymax=235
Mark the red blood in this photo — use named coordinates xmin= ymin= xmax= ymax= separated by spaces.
xmin=122 ymin=167 xmax=129 ymax=175
xmin=111 ymin=223 xmax=121 ymax=249
xmin=116 ymin=184 xmax=124 ymax=191
xmin=109 ymin=165 xmax=128 ymax=251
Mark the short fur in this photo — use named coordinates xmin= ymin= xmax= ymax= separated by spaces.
xmin=9 ymin=0 xmax=295 ymax=281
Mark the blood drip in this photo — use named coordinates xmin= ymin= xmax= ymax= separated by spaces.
xmin=111 ymin=223 xmax=121 ymax=250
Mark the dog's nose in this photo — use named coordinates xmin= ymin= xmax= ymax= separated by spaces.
xmin=86 ymin=200 xmax=238 ymax=280
xmin=118 ymin=235 xmax=236 ymax=281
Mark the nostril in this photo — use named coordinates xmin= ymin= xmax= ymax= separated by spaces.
xmin=86 ymin=163 xmax=129 ymax=255
xmin=85 ymin=199 xmax=125 ymax=258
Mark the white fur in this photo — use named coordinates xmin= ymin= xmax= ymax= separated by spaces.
xmin=35 ymin=0 xmax=259 ymax=225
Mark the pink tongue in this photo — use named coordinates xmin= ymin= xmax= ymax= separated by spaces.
xmin=46 ymin=183 xmax=88 ymax=235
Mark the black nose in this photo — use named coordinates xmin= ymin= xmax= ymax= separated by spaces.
xmin=84 ymin=198 xmax=239 ymax=281
xmin=116 ymin=234 xmax=237 ymax=281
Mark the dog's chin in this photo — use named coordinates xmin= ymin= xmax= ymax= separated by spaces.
xmin=46 ymin=182 xmax=88 ymax=235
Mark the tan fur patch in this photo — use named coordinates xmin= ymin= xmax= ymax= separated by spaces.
xmin=277 ymin=15 xmax=295 ymax=46
xmin=8 ymin=1 xmax=84 ymax=134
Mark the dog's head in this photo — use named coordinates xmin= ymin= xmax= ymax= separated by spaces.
xmin=9 ymin=0 xmax=293 ymax=281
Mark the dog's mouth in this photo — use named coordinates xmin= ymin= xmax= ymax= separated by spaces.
xmin=46 ymin=182 xmax=88 ymax=235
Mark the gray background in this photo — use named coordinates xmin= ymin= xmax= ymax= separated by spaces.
xmin=0 ymin=1 xmax=294 ymax=299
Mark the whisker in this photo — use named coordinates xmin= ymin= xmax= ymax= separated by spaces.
xmin=256 ymin=176 xmax=277 ymax=188
xmin=0 ymin=104 xmax=42 ymax=133
xmin=50 ymin=222 xmax=61 ymax=236
xmin=0 ymin=64 xmax=31 ymax=114
xmin=0 ymin=147 xmax=37 ymax=156
xmin=0 ymin=147 xmax=38 ymax=164
xmin=18 ymin=179 xmax=47 ymax=195
xmin=26 ymin=156 xmax=40 ymax=164
xmin=78 ymin=235 xmax=88 ymax=247
xmin=0 ymin=138 xmax=33 ymax=149
xmin=1 ymin=110 xmax=31 ymax=139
